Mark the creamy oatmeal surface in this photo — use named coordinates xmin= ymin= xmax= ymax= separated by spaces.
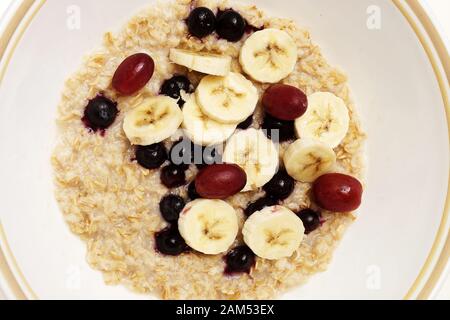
xmin=52 ymin=0 xmax=365 ymax=299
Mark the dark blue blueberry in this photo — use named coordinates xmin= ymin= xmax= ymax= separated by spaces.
xmin=262 ymin=114 xmax=296 ymax=142
xmin=82 ymin=95 xmax=118 ymax=131
xmin=187 ymin=7 xmax=216 ymax=38
xmin=224 ymin=246 xmax=256 ymax=274
xmin=216 ymin=10 xmax=246 ymax=42
xmin=187 ymin=181 xmax=200 ymax=200
xmin=160 ymin=75 xmax=194 ymax=107
xmin=244 ymin=197 xmax=278 ymax=217
xmin=159 ymin=195 xmax=185 ymax=223
xmin=297 ymin=209 xmax=321 ymax=234
xmin=237 ymin=115 xmax=253 ymax=130
xmin=135 ymin=143 xmax=167 ymax=170
xmin=155 ymin=226 xmax=188 ymax=256
xmin=263 ymin=170 xmax=295 ymax=200
xmin=161 ymin=165 xmax=187 ymax=188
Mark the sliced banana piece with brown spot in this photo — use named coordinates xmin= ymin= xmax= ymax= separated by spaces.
xmin=283 ymin=138 xmax=336 ymax=183
xmin=178 ymin=199 xmax=239 ymax=255
xmin=240 ymin=29 xmax=298 ymax=83
xmin=182 ymin=95 xmax=237 ymax=146
xmin=223 ymin=129 xmax=279 ymax=192
xmin=123 ymin=96 xmax=183 ymax=145
xmin=169 ymin=49 xmax=231 ymax=76
xmin=243 ymin=205 xmax=305 ymax=260
xmin=295 ymin=92 xmax=350 ymax=148
xmin=196 ymin=72 xmax=259 ymax=124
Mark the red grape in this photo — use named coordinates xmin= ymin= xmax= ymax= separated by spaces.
xmin=313 ymin=173 xmax=363 ymax=212
xmin=196 ymin=164 xmax=247 ymax=199
xmin=262 ymin=84 xmax=308 ymax=121
xmin=112 ymin=53 xmax=155 ymax=96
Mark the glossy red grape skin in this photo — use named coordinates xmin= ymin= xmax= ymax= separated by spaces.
xmin=262 ymin=84 xmax=308 ymax=121
xmin=196 ymin=164 xmax=247 ymax=199
xmin=313 ymin=173 xmax=363 ymax=212
xmin=112 ymin=53 xmax=155 ymax=96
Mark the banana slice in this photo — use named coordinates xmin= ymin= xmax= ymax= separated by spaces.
xmin=243 ymin=206 xmax=304 ymax=260
xmin=169 ymin=49 xmax=231 ymax=76
xmin=295 ymin=92 xmax=350 ymax=148
xmin=182 ymin=95 xmax=237 ymax=146
xmin=123 ymin=96 xmax=183 ymax=146
xmin=178 ymin=199 xmax=239 ymax=255
xmin=283 ymin=138 xmax=336 ymax=183
xmin=240 ymin=29 xmax=297 ymax=83
xmin=196 ymin=72 xmax=259 ymax=124
xmin=223 ymin=129 xmax=279 ymax=192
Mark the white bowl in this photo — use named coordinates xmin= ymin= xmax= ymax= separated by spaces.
xmin=0 ymin=0 xmax=448 ymax=299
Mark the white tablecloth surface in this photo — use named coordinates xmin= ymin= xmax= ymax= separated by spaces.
xmin=0 ymin=0 xmax=448 ymax=300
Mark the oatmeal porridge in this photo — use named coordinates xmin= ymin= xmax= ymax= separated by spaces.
xmin=52 ymin=0 xmax=366 ymax=299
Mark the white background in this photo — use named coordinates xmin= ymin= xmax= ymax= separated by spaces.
xmin=0 ymin=0 xmax=448 ymax=300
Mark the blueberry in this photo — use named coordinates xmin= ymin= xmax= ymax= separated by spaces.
xmin=135 ymin=143 xmax=168 ymax=170
xmin=262 ymin=114 xmax=296 ymax=142
xmin=161 ymin=165 xmax=187 ymax=188
xmin=188 ymin=181 xmax=201 ymax=200
xmin=155 ymin=227 xmax=188 ymax=256
xmin=216 ymin=10 xmax=246 ymax=42
xmin=224 ymin=246 xmax=256 ymax=274
xmin=263 ymin=170 xmax=295 ymax=201
xmin=187 ymin=7 xmax=216 ymax=38
xmin=297 ymin=209 xmax=321 ymax=234
xmin=244 ymin=197 xmax=278 ymax=217
xmin=82 ymin=95 xmax=118 ymax=131
xmin=160 ymin=75 xmax=194 ymax=107
xmin=159 ymin=195 xmax=185 ymax=223
xmin=237 ymin=115 xmax=253 ymax=130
